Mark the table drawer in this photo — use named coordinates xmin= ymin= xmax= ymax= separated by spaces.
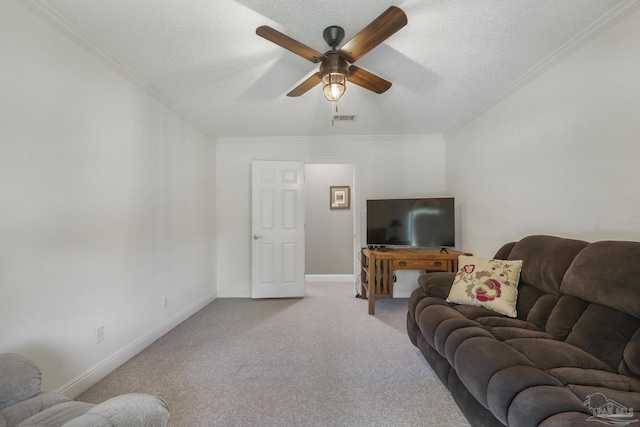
xmin=393 ymin=259 xmax=450 ymax=271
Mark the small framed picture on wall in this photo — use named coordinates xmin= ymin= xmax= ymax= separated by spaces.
xmin=330 ymin=186 xmax=350 ymax=210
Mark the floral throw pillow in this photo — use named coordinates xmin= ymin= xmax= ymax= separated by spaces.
xmin=446 ymin=255 xmax=523 ymax=317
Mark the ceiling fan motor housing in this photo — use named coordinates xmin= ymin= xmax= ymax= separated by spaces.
xmin=323 ymin=26 xmax=345 ymax=49
xmin=320 ymin=51 xmax=349 ymax=78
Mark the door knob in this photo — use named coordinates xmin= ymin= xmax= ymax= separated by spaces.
xmin=253 ymin=234 xmax=262 ymax=240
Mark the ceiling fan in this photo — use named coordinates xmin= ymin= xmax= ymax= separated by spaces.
xmin=256 ymin=6 xmax=407 ymax=102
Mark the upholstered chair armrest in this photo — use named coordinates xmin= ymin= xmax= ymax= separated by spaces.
xmin=0 ymin=392 xmax=71 ymax=427
xmin=417 ymin=272 xmax=456 ymax=299
xmin=0 ymin=354 xmax=42 ymax=411
xmin=62 ymin=394 xmax=169 ymax=427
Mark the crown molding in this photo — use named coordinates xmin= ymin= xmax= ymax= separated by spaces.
xmin=16 ymin=0 xmax=218 ymax=142
xmin=444 ymin=0 xmax=640 ymax=138
xmin=217 ymin=133 xmax=445 ymax=144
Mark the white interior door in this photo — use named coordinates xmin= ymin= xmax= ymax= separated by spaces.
xmin=251 ymin=161 xmax=305 ymax=298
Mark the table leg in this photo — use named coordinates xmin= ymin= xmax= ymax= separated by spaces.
xmin=368 ymin=283 xmax=376 ymax=315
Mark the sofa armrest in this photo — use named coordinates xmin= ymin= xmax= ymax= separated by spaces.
xmin=417 ymin=272 xmax=456 ymax=299
xmin=62 ymin=394 xmax=169 ymax=427
xmin=493 ymin=241 xmax=517 ymax=260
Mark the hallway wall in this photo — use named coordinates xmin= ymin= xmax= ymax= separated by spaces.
xmin=305 ymin=164 xmax=354 ymax=276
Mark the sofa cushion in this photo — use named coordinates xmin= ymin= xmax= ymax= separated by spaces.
xmin=544 ymin=295 xmax=590 ymax=340
xmin=452 ymin=304 xmax=509 ymax=320
xmin=515 ymin=283 xmax=546 ymax=322
xmin=507 ymin=385 xmax=590 ymax=427
xmin=508 ymin=235 xmax=588 ymax=295
xmin=417 ymin=304 xmax=476 ymax=349
xmin=621 ymin=329 xmax=640 ymax=379
xmin=447 ymin=256 xmax=522 ymax=317
xmin=506 ymin=338 xmax=610 ymax=371
xmin=566 ymin=385 xmax=640 ymax=424
xmin=562 ymin=240 xmax=640 ymax=318
xmin=474 ymin=316 xmax=550 ymax=340
xmin=487 ymin=365 xmax=562 ymax=425
xmin=485 ymin=327 xmax=553 ymax=341
xmin=547 ymin=367 xmax=640 ymax=392
xmin=414 ymin=296 xmax=449 ymax=321
xmin=524 ymin=294 xmax=560 ymax=330
xmin=538 ymin=412 xmax=592 ymax=426
xmin=475 ymin=316 xmax=541 ymax=331
xmin=416 ymin=335 xmax=452 ymax=386
xmin=565 ymin=303 xmax=640 ymax=373
xmin=453 ymin=336 xmax=535 ymax=407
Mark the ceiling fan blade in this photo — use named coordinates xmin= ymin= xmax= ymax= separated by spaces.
xmin=256 ymin=26 xmax=327 ymax=64
xmin=348 ymin=65 xmax=392 ymax=94
xmin=287 ymin=72 xmax=322 ymax=97
xmin=339 ymin=6 xmax=407 ymax=64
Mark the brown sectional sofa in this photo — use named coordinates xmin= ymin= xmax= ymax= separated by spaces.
xmin=407 ymin=235 xmax=640 ymax=427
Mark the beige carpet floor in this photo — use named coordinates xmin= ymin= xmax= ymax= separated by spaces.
xmin=77 ymin=283 xmax=470 ymax=427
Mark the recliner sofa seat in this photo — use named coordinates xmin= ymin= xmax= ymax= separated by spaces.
xmin=407 ymin=235 xmax=640 ymax=427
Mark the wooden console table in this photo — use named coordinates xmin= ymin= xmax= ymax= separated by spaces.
xmin=360 ymin=247 xmax=467 ymax=315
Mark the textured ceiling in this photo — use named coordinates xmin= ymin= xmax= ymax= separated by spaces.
xmin=28 ymin=0 xmax=632 ymax=138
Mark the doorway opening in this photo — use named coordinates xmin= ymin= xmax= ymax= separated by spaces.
xmin=304 ymin=163 xmax=357 ymax=284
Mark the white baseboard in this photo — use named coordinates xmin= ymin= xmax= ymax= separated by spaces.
xmin=305 ymin=274 xmax=355 ymax=283
xmin=57 ymin=292 xmax=217 ymax=398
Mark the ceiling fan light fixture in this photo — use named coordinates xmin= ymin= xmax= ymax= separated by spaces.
xmin=320 ymin=51 xmax=349 ymax=102
xmin=322 ymin=73 xmax=347 ymax=101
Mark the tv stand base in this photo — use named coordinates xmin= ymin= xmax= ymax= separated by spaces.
xmin=360 ymin=247 xmax=468 ymax=314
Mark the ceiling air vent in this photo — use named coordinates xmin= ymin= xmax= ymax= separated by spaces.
xmin=332 ymin=114 xmax=357 ymax=122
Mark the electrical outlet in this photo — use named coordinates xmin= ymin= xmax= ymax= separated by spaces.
xmin=162 ymin=296 xmax=168 ymax=309
xmin=96 ymin=326 xmax=104 ymax=344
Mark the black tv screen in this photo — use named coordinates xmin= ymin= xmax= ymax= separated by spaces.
xmin=366 ymin=198 xmax=455 ymax=248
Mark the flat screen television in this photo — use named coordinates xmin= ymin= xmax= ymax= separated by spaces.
xmin=366 ymin=197 xmax=455 ymax=248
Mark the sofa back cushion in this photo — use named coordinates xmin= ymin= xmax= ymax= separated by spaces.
xmin=544 ymin=295 xmax=589 ymax=340
xmin=505 ymin=235 xmax=588 ymax=325
xmin=561 ymin=240 xmax=640 ymax=318
xmin=560 ymin=240 xmax=640 ymax=379
xmin=514 ymin=284 xmax=546 ymax=322
xmin=508 ymin=235 xmax=589 ymax=295
xmin=565 ymin=304 xmax=640 ymax=374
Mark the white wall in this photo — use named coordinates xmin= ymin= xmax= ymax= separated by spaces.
xmin=216 ymin=135 xmax=446 ymax=297
xmin=0 ymin=1 xmax=216 ymax=394
xmin=446 ymin=7 xmax=640 ymax=257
